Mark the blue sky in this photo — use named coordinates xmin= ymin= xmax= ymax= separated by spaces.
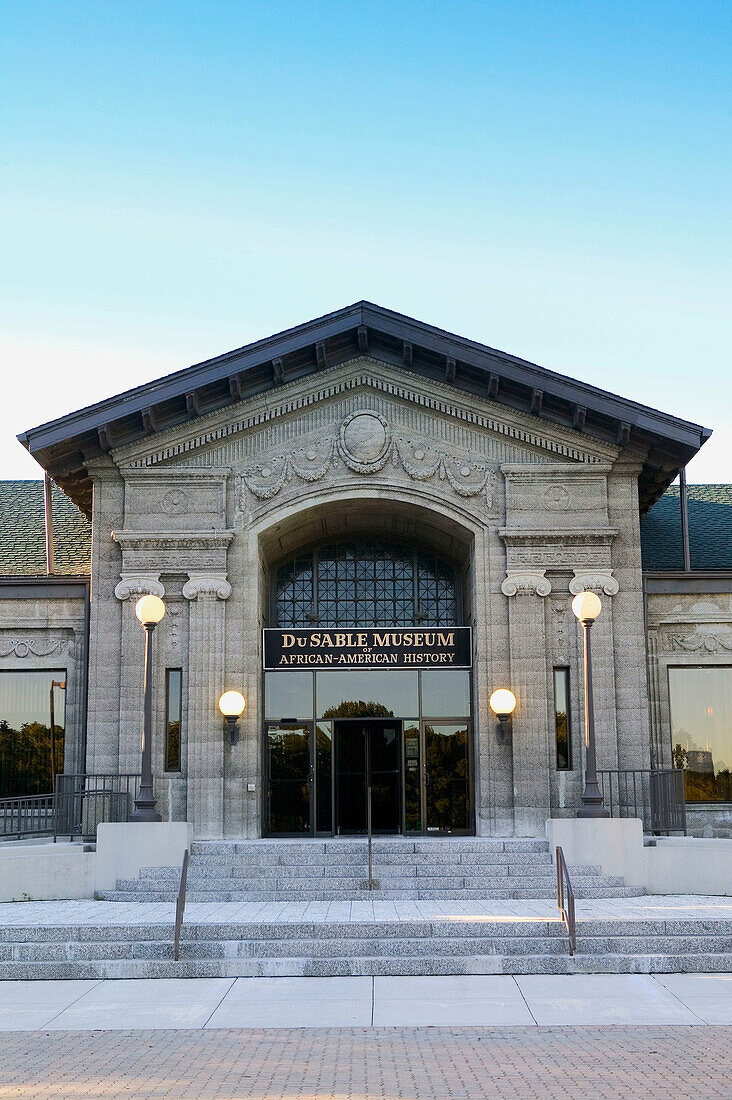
xmin=2 ymin=0 xmax=730 ymax=482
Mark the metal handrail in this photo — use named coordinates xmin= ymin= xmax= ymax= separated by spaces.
xmin=556 ymin=846 xmax=576 ymax=956
xmin=366 ymin=785 xmax=375 ymax=890
xmin=0 ymin=794 xmax=55 ymax=839
xmin=173 ymin=849 xmax=189 ymax=962
xmin=597 ymin=768 xmax=686 ymax=835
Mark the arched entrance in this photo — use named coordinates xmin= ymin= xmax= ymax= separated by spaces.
xmin=258 ymin=499 xmax=476 ymax=838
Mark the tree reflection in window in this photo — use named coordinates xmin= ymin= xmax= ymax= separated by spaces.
xmin=274 ymin=541 xmax=459 ymax=628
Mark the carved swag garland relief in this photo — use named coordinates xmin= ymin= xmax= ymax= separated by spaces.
xmin=236 ymin=410 xmax=499 ymax=512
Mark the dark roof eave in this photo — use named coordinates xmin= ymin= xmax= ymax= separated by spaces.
xmin=17 ymin=302 xmax=712 ymax=513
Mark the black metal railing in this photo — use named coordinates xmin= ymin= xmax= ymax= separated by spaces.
xmin=555 ymin=846 xmax=576 ymax=956
xmin=174 ymin=848 xmax=189 ymax=962
xmin=53 ymin=774 xmax=141 ymax=841
xmin=597 ymin=769 xmax=686 ymax=835
xmin=0 ymin=794 xmax=56 ymax=839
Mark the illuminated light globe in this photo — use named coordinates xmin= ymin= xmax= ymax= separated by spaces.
xmin=135 ymin=594 xmax=166 ymax=625
xmin=489 ymin=689 xmax=517 ymax=717
xmin=571 ymin=591 xmax=602 ymax=622
xmin=218 ymin=691 xmax=246 ymax=719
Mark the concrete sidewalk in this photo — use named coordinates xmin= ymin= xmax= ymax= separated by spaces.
xmin=0 ymin=973 xmax=731 ymax=1029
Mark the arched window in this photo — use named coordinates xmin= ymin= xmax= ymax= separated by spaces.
xmin=273 ymin=541 xmax=460 ymax=628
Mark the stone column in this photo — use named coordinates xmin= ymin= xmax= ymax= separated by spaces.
xmin=183 ymin=573 xmax=231 ymax=838
xmin=502 ymin=569 xmax=552 ymax=836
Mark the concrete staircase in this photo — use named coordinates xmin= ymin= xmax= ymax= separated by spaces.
xmin=2 ymin=914 xmax=731 ymax=979
xmin=100 ymin=838 xmax=644 ymax=902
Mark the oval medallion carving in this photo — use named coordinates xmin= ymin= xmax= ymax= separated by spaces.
xmin=338 ymin=410 xmax=390 ymax=472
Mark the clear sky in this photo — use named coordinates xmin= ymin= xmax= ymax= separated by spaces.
xmin=2 ymin=1 xmax=730 ymax=483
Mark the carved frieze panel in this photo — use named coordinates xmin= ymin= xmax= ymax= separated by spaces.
xmin=502 ymin=464 xmax=612 ymax=531
xmin=663 ymin=628 xmax=732 ymax=654
xmin=0 ymin=634 xmax=71 ymax=658
xmin=120 ymin=469 xmax=229 ymax=532
xmin=499 ymin=530 xmax=616 ymax=572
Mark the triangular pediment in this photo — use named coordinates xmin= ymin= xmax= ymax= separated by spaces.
xmin=19 ymin=301 xmax=711 ymax=515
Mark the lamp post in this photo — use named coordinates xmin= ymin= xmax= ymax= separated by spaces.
xmin=219 ymin=690 xmax=246 ymax=745
xmin=130 ymin=594 xmax=165 ymax=822
xmin=571 ymin=590 xmax=609 ymax=818
xmin=489 ymin=688 xmax=517 ymax=745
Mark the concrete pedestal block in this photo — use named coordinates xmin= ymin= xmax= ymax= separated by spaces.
xmin=95 ymin=821 xmax=193 ymax=892
xmin=546 ymin=817 xmax=646 ymax=887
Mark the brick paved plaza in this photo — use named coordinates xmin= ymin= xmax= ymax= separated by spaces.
xmin=1 ymin=1025 xmax=731 ymax=1099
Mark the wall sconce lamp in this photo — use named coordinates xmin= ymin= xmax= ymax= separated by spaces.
xmin=489 ymin=689 xmax=517 ymax=745
xmin=218 ymin=690 xmax=246 ymax=745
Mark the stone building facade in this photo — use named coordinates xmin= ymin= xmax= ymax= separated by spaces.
xmin=2 ymin=304 xmax=729 ymax=838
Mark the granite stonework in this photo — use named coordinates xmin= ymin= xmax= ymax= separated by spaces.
xmin=50 ymin=354 xmax=664 ymax=841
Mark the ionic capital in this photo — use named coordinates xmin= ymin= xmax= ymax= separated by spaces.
xmin=182 ymin=573 xmax=232 ymax=601
xmin=501 ymin=569 xmax=551 ymax=597
xmin=569 ymin=569 xmax=619 ymax=597
xmin=114 ymin=573 xmax=165 ymax=601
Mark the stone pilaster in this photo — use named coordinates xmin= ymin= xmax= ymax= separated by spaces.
xmin=183 ymin=574 xmax=231 ymax=837
xmin=502 ymin=569 xmax=552 ymax=835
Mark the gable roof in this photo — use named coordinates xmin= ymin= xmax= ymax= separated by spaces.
xmin=0 ymin=481 xmax=91 ymax=576
xmin=641 ymin=484 xmax=732 ymax=572
xmin=18 ymin=302 xmax=711 ymax=517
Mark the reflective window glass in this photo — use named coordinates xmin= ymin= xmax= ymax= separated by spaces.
xmin=553 ymin=668 xmax=572 ymax=770
xmin=267 ymin=723 xmax=311 ymax=833
xmin=403 ymin=721 xmax=421 ymax=833
xmin=315 ymin=721 xmax=333 ymax=834
xmin=669 ymin=667 xmax=732 ymax=802
xmin=425 ymin=722 xmax=470 ymax=832
xmin=316 ymin=670 xmax=418 ymax=718
xmin=165 ymin=669 xmax=182 ymax=772
xmin=0 ymin=670 xmax=66 ymax=798
xmin=421 ymin=671 xmax=471 ymax=717
xmin=264 ymin=672 xmax=313 ymax=719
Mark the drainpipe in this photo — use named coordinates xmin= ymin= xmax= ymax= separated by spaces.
xmin=679 ymin=468 xmax=691 ymax=573
xmin=43 ymin=473 xmax=55 ymax=575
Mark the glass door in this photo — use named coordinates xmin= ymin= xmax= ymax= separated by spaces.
xmin=424 ymin=721 xmax=470 ymax=834
xmin=265 ymin=722 xmax=312 ymax=834
xmin=334 ymin=720 xmax=402 ymax=834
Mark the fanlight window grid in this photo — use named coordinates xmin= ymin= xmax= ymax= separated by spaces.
xmin=274 ymin=542 xmax=459 ymax=628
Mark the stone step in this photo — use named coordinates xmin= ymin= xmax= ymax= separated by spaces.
xmin=100 ymin=880 xmax=642 ymax=897
xmin=189 ymin=839 xmax=551 ymax=856
xmin=130 ymin=868 xmax=607 ymax=889
xmin=6 ymin=932 xmax=732 ymax=963
xmin=1 ymin=952 xmax=730 ymax=979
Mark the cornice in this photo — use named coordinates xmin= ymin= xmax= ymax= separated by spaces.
xmin=111 ymin=530 xmax=235 ymax=551
xmin=113 ymin=358 xmax=617 ymax=470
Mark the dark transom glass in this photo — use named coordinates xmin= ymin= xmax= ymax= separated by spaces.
xmin=274 ymin=541 xmax=459 ymax=628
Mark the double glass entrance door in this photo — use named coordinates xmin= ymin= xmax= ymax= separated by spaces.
xmin=265 ymin=718 xmax=470 ymax=836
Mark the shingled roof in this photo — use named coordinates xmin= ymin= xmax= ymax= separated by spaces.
xmin=0 ymin=481 xmax=91 ymax=576
xmin=640 ymin=484 xmax=732 ymax=571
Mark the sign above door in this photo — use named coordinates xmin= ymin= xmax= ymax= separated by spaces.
xmin=263 ymin=627 xmax=472 ymax=671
